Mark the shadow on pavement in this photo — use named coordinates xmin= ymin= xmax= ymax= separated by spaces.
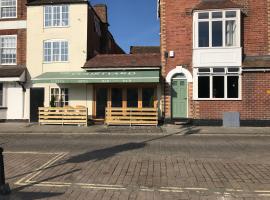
xmin=7 ymin=126 xmax=200 ymax=183
xmin=0 ymin=191 xmax=64 ymax=200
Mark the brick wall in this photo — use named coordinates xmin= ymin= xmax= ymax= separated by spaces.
xmin=192 ymin=72 xmax=270 ymax=121
xmin=0 ymin=29 xmax=26 ymax=65
xmin=160 ymin=0 xmax=270 ymax=122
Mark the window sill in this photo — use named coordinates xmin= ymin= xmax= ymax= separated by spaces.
xmin=193 ymin=98 xmax=242 ymax=101
xmin=43 ymin=25 xmax=70 ymax=29
xmin=43 ymin=61 xmax=69 ymax=64
xmin=193 ymin=46 xmax=241 ymax=50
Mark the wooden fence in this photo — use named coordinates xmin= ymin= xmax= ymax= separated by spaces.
xmin=39 ymin=106 xmax=88 ymax=126
xmin=105 ymin=107 xmax=158 ymax=126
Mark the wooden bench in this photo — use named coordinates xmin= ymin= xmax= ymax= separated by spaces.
xmin=105 ymin=107 xmax=158 ymax=126
xmin=39 ymin=107 xmax=88 ymax=126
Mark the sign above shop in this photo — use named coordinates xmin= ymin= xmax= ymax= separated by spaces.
xmin=32 ymin=70 xmax=160 ymax=84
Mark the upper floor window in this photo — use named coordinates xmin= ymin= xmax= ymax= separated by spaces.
xmin=44 ymin=5 xmax=69 ymax=28
xmin=43 ymin=40 xmax=68 ymax=62
xmin=194 ymin=10 xmax=240 ymax=48
xmin=0 ymin=0 xmax=16 ymax=18
xmin=0 ymin=35 xmax=16 ymax=65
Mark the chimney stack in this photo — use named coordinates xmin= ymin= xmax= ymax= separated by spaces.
xmin=93 ymin=4 xmax=108 ymax=24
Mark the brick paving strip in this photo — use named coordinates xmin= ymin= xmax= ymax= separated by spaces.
xmin=3 ymin=152 xmax=270 ymax=199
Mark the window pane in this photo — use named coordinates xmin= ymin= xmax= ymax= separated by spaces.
xmin=226 ymin=11 xmax=236 ymax=18
xmin=199 ymin=22 xmax=209 ymax=47
xmin=142 ymin=88 xmax=155 ymax=108
xmin=212 ymin=12 xmax=222 ymax=18
xmin=213 ymin=68 xmax=225 ymax=73
xmin=111 ymin=88 xmax=122 ymax=107
xmin=44 ymin=42 xmax=51 ymax=62
xmin=198 ymin=12 xmax=209 ymax=19
xmin=60 ymin=41 xmax=68 ymax=61
xmin=44 ymin=6 xmax=52 ymax=27
xmin=213 ymin=76 xmax=224 ymax=98
xmin=53 ymin=6 xmax=61 ymax=26
xmin=226 ymin=20 xmax=236 ymax=46
xmin=53 ymin=42 xmax=60 ymax=61
xmin=61 ymin=5 xmax=69 ymax=26
xmin=0 ymin=83 xmax=3 ymax=106
xmin=227 ymin=76 xmax=239 ymax=98
xmin=198 ymin=76 xmax=210 ymax=98
xmin=212 ymin=21 xmax=223 ymax=47
xmin=198 ymin=68 xmax=210 ymax=73
xmin=228 ymin=68 xmax=239 ymax=73
xmin=127 ymin=88 xmax=138 ymax=108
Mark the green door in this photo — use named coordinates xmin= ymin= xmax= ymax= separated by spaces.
xmin=171 ymin=79 xmax=187 ymax=118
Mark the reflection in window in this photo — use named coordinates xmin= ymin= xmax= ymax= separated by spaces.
xmin=111 ymin=88 xmax=122 ymax=107
xmin=227 ymin=76 xmax=239 ymax=98
xmin=213 ymin=76 xmax=224 ymax=98
xmin=142 ymin=88 xmax=155 ymax=108
xmin=198 ymin=76 xmax=210 ymax=98
xmin=127 ymin=88 xmax=138 ymax=108
xmin=199 ymin=22 xmax=209 ymax=47
xmin=50 ymin=88 xmax=69 ymax=107
xmin=226 ymin=20 xmax=236 ymax=46
xmin=212 ymin=21 xmax=223 ymax=47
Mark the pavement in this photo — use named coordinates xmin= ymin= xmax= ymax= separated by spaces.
xmin=0 ymin=132 xmax=270 ymax=199
xmin=0 ymin=122 xmax=270 ymax=135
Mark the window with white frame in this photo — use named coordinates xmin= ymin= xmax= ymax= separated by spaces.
xmin=195 ymin=10 xmax=240 ymax=48
xmin=44 ymin=5 xmax=69 ymax=27
xmin=0 ymin=0 xmax=16 ymax=18
xmin=44 ymin=40 xmax=68 ymax=62
xmin=50 ymin=88 xmax=69 ymax=107
xmin=0 ymin=35 xmax=16 ymax=64
xmin=195 ymin=67 xmax=241 ymax=100
xmin=0 ymin=83 xmax=3 ymax=107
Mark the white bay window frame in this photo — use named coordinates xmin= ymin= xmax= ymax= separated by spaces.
xmin=44 ymin=5 xmax=69 ymax=28
xmin=43 ymin=39 xmax=69 ymax=63
xmin=0 ymin=35 xmax=17 ymax=65
xmin=193 ymin=9 xmax=241 ymax=49
xmin=193 ymin=67 xmax=242 ymax=100
xmin=0 ymin=0 xmax=17 ymax=19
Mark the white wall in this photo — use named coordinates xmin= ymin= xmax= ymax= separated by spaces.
xmin=193 ymin=48 xmax=242 ymax=67
xmin=27 ymin=4 xmax=89 ymax=79
xmin=32 ymin=83 xmax=94 ymax=117
xmin=5 ymin=82 xmax=25 ymax=119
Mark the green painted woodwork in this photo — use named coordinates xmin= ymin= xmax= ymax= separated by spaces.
xmin=171 ymin=79 xmax=187 ymax=118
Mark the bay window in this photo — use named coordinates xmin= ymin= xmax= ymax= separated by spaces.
xmin=44 ymin=5 xmax=69 ymax=27
xmin=44 ymin=40 xmax=68 ymax=62
xmin=196 ymin=67 xmax=241 ymax=100
xmin=0 ymin=0 xmax=16 ymax=18
xmin=195 ymin=10 xmax=240 ymax=48
xmin=0 ymin=35 xmax=16 ymax=65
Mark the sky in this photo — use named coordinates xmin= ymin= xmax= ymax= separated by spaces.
xmin=90 ymin=0 xmax=160 ymax=53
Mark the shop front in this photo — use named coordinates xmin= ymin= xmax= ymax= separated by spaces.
xmin=32 ymin=68 xmax=161 ymax=124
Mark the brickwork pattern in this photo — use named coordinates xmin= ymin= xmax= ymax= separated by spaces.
xmin=160 ymin=0 xmax=270 ymax=121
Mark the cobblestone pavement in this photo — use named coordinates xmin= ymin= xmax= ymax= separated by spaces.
xmin=0 ymin=133 xmax=270 ymax=199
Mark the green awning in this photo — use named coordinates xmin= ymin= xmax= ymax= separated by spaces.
xmin=32 ymin=70 xmax=160 ymax=84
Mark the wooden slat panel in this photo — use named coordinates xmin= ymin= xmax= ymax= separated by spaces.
xmin=39 ymin=107 xmax=88 ymax=126
xmin=105 ymin=107 xmax=158 ymax=126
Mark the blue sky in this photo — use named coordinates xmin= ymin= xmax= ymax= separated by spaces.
xmin=90 ymin=0 xmax=160 ymax=53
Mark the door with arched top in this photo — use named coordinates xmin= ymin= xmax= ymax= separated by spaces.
xmin=171 ymin=74 xmax=187 ymax=119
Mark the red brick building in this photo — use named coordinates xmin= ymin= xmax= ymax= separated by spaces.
xmin=159 ymin=0 xmax=270 ymax=125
